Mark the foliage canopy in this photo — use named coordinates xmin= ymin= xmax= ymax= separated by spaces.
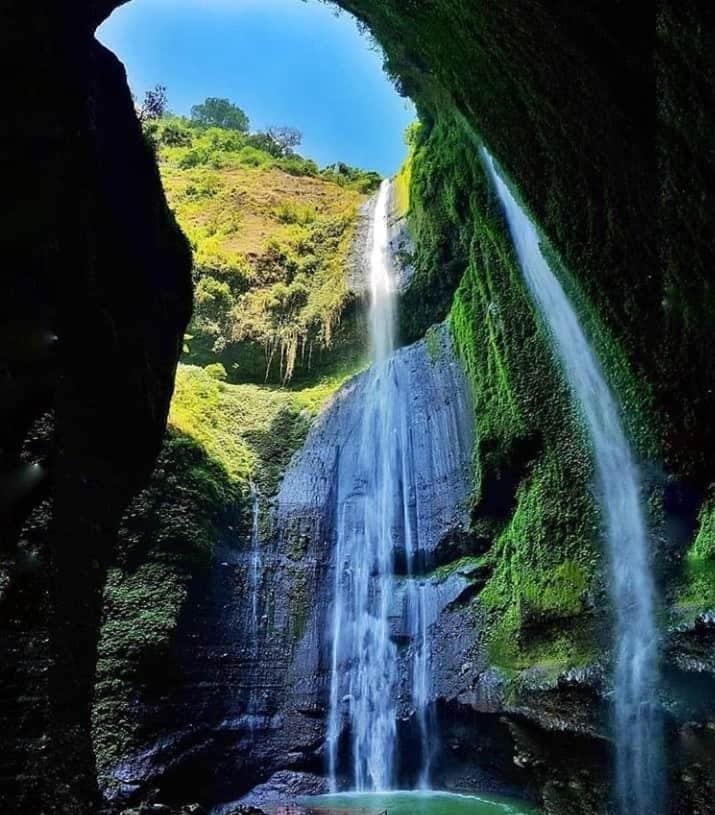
xmin=190 ymin=97 xmax=250 ymax=132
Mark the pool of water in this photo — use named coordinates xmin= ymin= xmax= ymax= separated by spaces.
xmin=296 ymin=790 xmax=540 ymax=815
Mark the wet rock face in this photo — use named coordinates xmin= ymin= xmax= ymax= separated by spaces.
xmin=276 ymin=322 xmax=476 ymax=726
xmin=214 ymin=771 xmax=327 ymax=814
xmin=102 ymin=326 xmax=477 ymax=806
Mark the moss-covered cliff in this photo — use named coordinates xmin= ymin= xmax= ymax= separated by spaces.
xmin=368 ymin=0 xmax=715 ymax=629
xmin=93 ymin=357 xmax=360 ymax=780
xmin=397 ymin=113 xmax=601 ymax=673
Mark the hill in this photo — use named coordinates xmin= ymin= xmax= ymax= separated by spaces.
xmin=152 ymin=116 xmax=380 ymax=384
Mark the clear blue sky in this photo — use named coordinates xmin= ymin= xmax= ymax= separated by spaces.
xmin=97 ymin=0 xmax=414 ymax=176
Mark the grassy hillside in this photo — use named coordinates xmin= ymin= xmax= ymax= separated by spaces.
xmin=153 ymin=117 xmax=379 ymax=384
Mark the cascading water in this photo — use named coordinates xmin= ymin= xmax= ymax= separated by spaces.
xmin=326 ymin=179 xmax=437 ymax=791
xmin=249 ymin=482 xmax=262 ymax=643
xmin=481 ymin=148 xmax=663 ymax=814
xmin=246 ymin=482 xmax=264 ymax=734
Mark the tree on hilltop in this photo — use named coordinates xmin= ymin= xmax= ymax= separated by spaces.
xmin=190 ymin=97 xmax=250 ymax=132
xmin=267 ymin=126 xmax=303 ymax=156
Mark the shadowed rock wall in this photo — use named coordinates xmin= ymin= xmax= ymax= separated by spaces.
xmin=0 ymin=5 xmax=192 ymax=811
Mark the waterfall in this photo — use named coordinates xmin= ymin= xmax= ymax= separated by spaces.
xmin=249 ymin=482 xmax=262 ymax=643
xmin=326 ymin=179 xmax=438 ymax=791
xmin=246 ymin=482 xmax=264 ymax=734
xmin=481 ymin=148 xmax=663 ymax=814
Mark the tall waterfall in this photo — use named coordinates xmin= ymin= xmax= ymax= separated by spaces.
xmin=481 ymin=149 xmax=662 ymax=814
xmin=326 ymin=179 xmax=437 ymax=791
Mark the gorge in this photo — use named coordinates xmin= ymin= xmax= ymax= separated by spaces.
xmin=1 ymin=2 xmax=714 ymax=815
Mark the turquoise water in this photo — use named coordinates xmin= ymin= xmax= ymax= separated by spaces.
xmin=297 ymin=790 xmax=540 ymax=814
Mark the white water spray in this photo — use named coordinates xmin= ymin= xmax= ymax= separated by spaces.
xmin=481 ymin=148 xmax=662 ymax=814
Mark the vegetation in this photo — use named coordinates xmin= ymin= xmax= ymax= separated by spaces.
xmin=93 ymin=97 xmax=379 ymax=772
xmin=93 ymin=431 xmax=236 ymax=771
xmin=190 ymin=97 xmax=250 ymax=132
xmin=136 ymin=83 xmax=168 ymax=124
xmin=393 ymin=121 xmax=419 ymax=218
xmin=146 ymin=103 xmax=380 ymax=384
xmin=401 ymin=112 xmax=601 ymax=670
xmin=679 ymin=492 xmax=715 ymax=612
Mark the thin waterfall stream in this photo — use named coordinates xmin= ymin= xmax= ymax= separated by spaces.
xmin=246 ymin=482 xmax=264 ymax=735
xmin=249 ymin=482 xmax=262 ymax=644
xmin=481 ymin=148 xmax=663 ymax=815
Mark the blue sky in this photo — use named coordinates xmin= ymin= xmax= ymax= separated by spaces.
xmin=98 ymin=0 xmax=414 ymax=175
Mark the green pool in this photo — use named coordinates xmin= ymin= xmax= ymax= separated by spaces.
xmin=297 ymin=790 xmax=540 ymax=815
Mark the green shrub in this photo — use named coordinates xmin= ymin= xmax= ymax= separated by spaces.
xmin=205 ymin=362 xmax=228 ymax=381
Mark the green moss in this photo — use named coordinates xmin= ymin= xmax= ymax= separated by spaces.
xmin=479 ymin=454 xmax=598 ymax=671
xmin=679 ymin=491 xmax=715 ymax=613
xmin=431 ymin=555 xmax=486 ymax=581
xmin=93 ymin=432 xmax=237 ymax=770
xmin=168 ymin=361 xmax=360 ymax=494
xmin=398 ymin=112 xmax=478 ymax=345
xmin=398 ymin=110 xmax=602 ymax=673
xmin=424 ymin=324 xmax=443 ymax=363
xmin=393 ymin=148 xmax=413 ymax=218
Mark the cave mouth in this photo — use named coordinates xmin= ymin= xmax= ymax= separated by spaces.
xmin=88 ymin=3 xmax=644 ymax=813
xmin=5 ymin=0 xmax=714 ymax=813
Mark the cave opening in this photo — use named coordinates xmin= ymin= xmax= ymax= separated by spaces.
xmin=3 ymin=2 xmax=713 ymax=814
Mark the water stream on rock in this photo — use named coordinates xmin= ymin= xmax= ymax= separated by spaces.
xmin=326 ymin=179 xmax=436 ymax=791
xmin=481 ymin=148 xmax=663 ymax=815
xmin=249 ymin=482 xmax=262 ymax=643
xmin=246 ymin=482 xmax=264 ymax=735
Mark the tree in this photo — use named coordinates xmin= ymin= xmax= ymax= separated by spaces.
xmin=267 ymin=126 xmax=303 ymax=156
xmin=194 ymin=275 xmax=234 ymax=329
xmin=245 ymin=131 xmax=281 ymax=156
xmin=190 ymin=97 xmax=250 ymax=132
xmin=137 ymin=84 xmax=168 ymax=123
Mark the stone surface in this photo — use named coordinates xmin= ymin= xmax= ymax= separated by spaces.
xmin=101 ymin=324 xmax=478 ymax=805
xmin=213 ymin=771 xmax=325 ymax=813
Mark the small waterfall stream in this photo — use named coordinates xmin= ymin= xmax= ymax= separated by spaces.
xmin=481 ymin=148 xmax=662 ymax=814
xmin=246 ymin=482 xmax=264 ymax=734
xmin=249 ymin=482 xmax=262 ymax=643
